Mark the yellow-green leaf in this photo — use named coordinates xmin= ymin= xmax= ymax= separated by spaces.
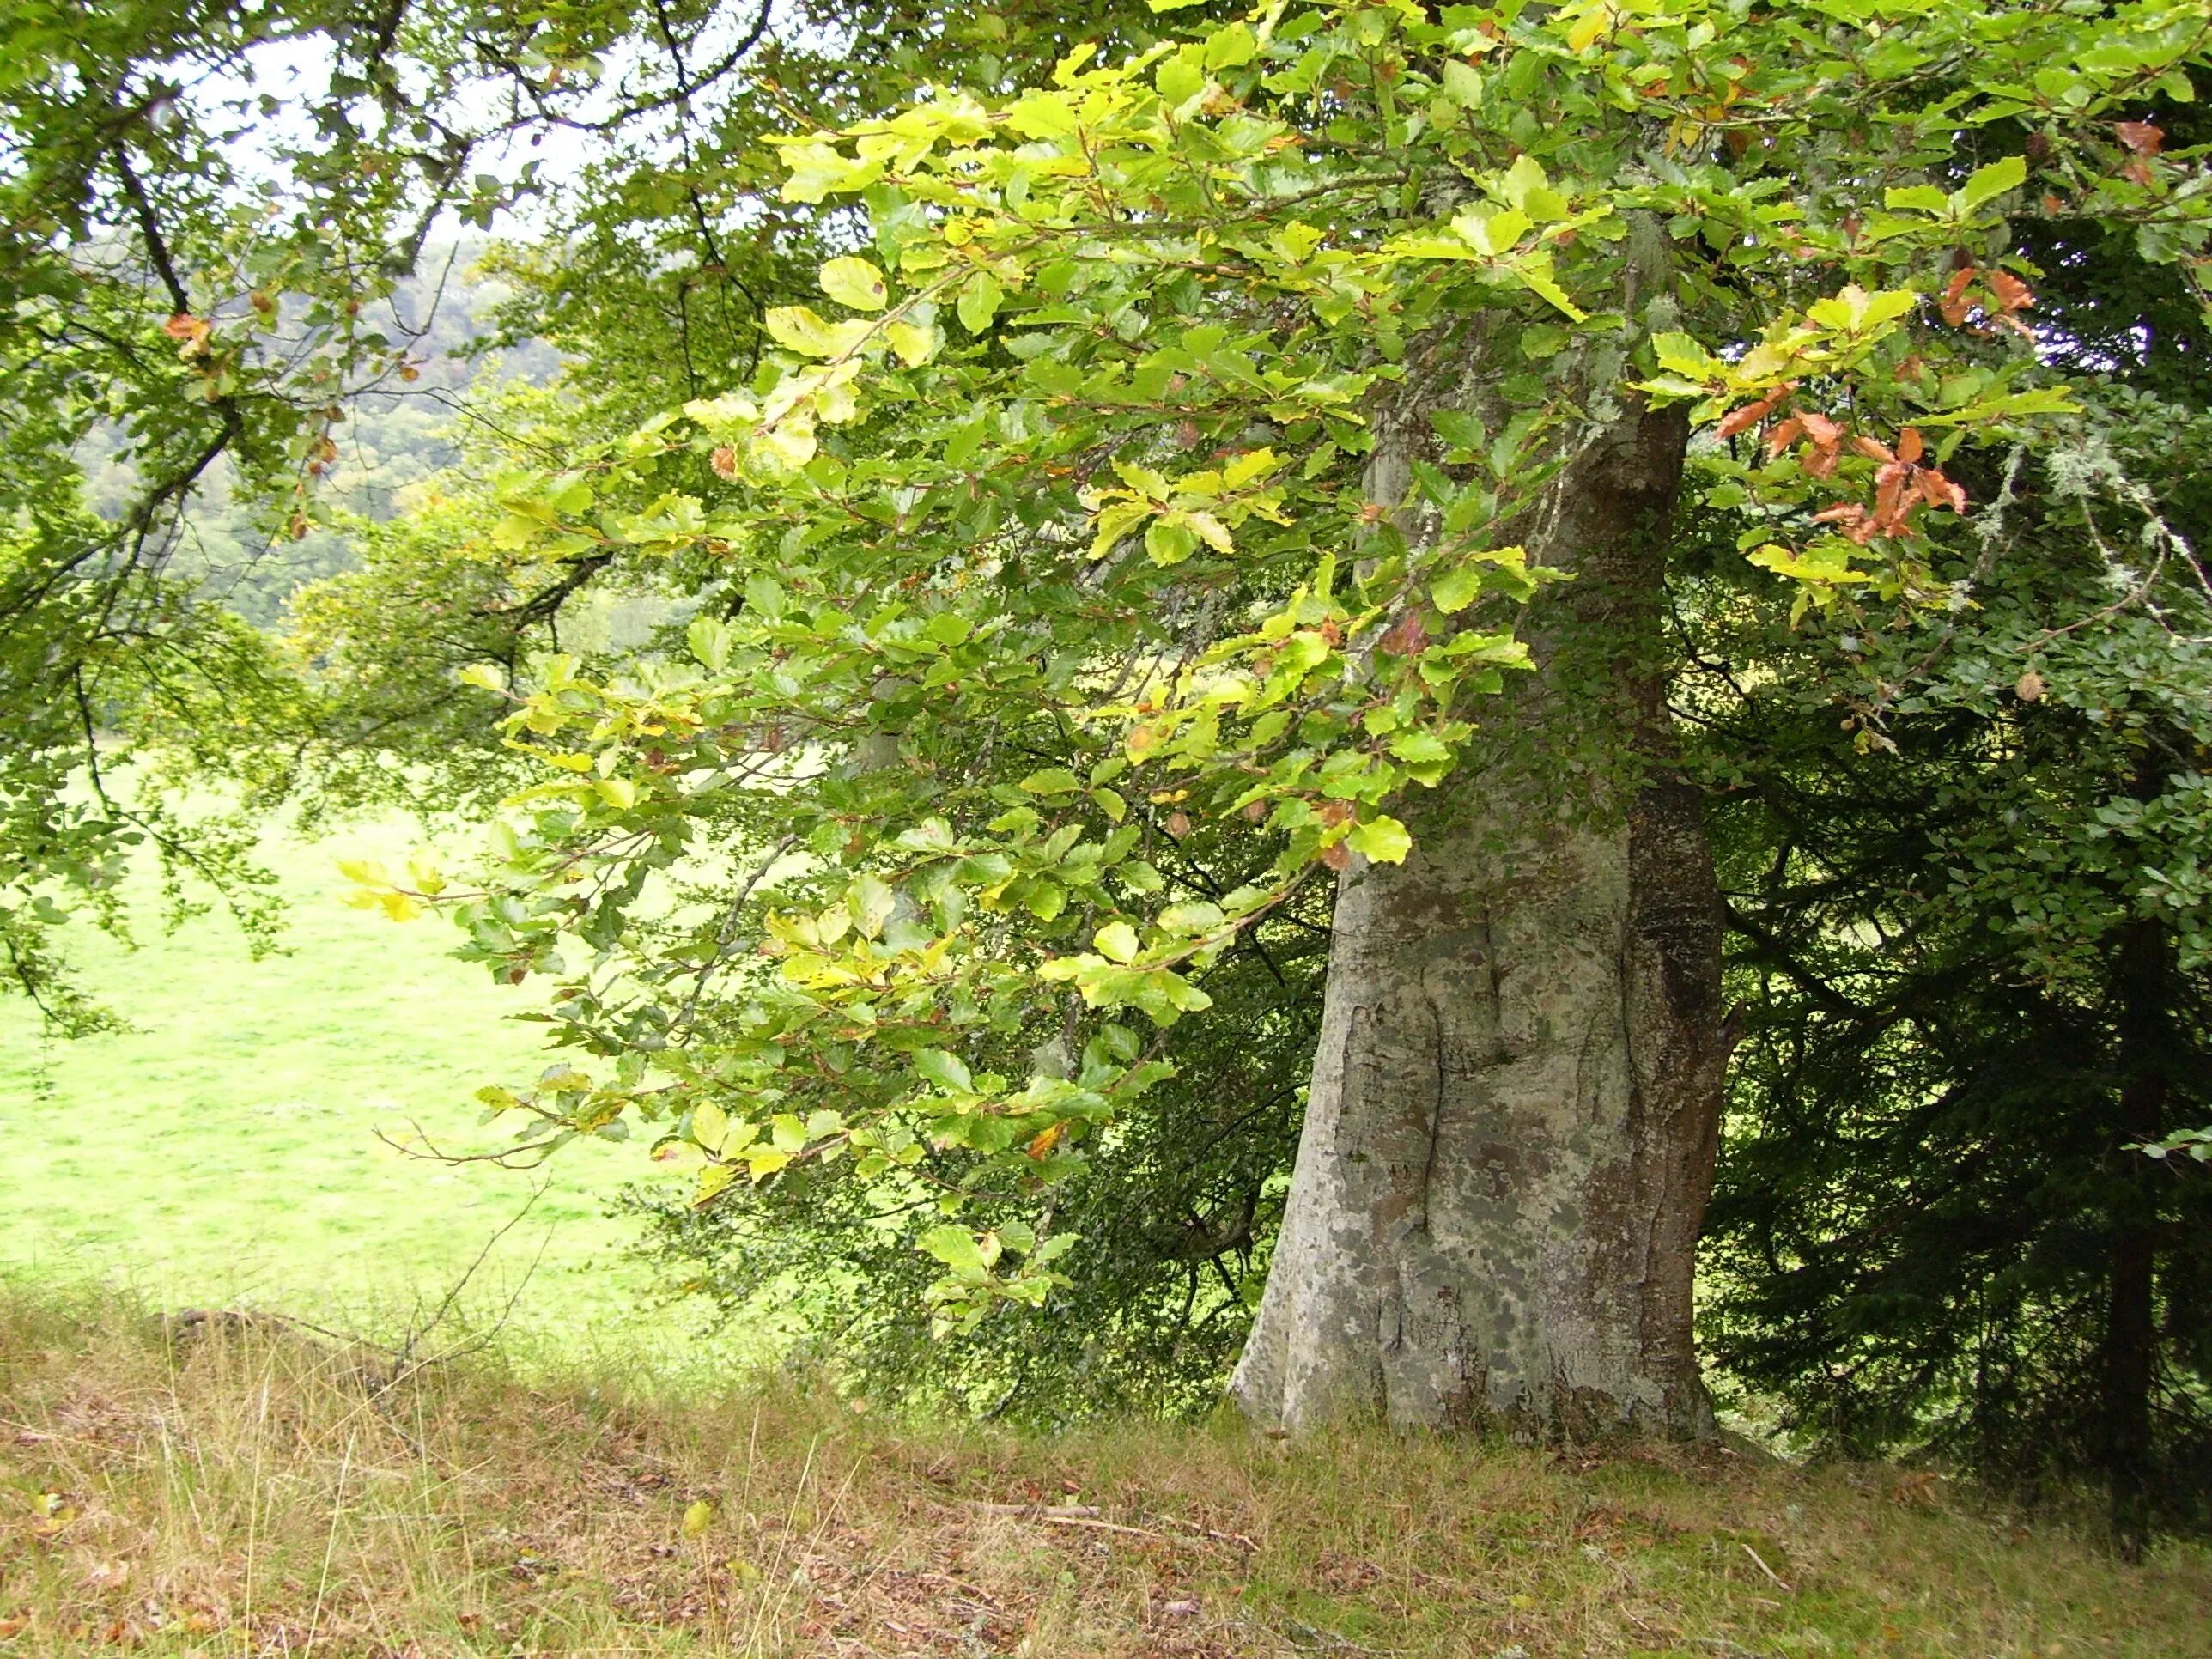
xmin=850 ymin=872 xmax=896 ymax=939
xmin=695 ymin=1163 xmax=738 ymax=1206
xmin=885 ymin=319 xmax=936 ymax=366
xmin=1348 ymin=815 xmax=1413 ymax=865
xmin=1565 ymin=3 xmax=1611 ymax=51
xmin=819 ymin=255 xmax=888 ymax=312
xmin=692 ymin=1099 xmax=729 ymax=1154
xmin=764 ymin=305 xmax=836 ymax=356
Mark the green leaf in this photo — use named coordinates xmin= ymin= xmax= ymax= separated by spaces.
xmin=1388 ymin=729 xmax=1453 ymax=768
xmin=1156 ymin=50 xmax=1206 ymax=106
xmin=915 ymin=1049 xmax=975 ymax=1093
xmin=1958 ymin=154 xmax=2027 ymax=211
xmin=1883 ymin=184 xmax=1950 ymax=215
xmin=1094 ymin=921 xmax=1139 ymax=963
xmin=696 ymin=1163 xmax=738 ymax=1206
xmin=1498 ymin=155 xmax=1549 ymax=211
xmin=918 ymin=1224 xmax=985 ymax=1273
xmin=1747 ymin=541 xmax=1869 ymax=585
xmin=1650 ymin=331 xmax=1720 ymax=379
xmin=744 ymin=573 xmax=787 ymax=621
xmin=1431 ymin=409 xmax=1486 ymax=450
xmin=957 ymin=270 xmax=1003 ymax=333
xmin=1439 ymin=60 xmax=1484 ymax=107
xmin=1511 ymin=252 xmax=1586 ymax=322
xmin=1204 ymin=22 xmax=1255 ymax=70
xmin=1146 ymin=519 xmax=1200 ymax=565
xmin=1118 ymin=860 xmax=1164 ymax=894
xmin=1019 ymin=768 xmax=1082 ymax=796
xmin=686 ymin=615 xmax=732 ymax=671
xmin=1432 ymin=561 xmax=1483 ymax=615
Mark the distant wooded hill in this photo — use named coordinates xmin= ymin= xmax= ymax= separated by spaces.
xmin=82 ymin=246 xmax=559 ymax=630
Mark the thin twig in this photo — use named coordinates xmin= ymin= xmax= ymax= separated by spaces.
xmin=1741 ymin=1541 xmax=1793 ymax=1593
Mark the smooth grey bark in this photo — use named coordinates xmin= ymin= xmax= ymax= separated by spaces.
xmin=1229 ymin=330 xmax=1728 ymax=1438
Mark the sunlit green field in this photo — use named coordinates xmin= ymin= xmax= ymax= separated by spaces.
xmin=0 ymin=812 xmax=736 ymax=1370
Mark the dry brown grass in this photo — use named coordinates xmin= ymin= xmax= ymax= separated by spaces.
xmin=3 ymin=1285 xmax=2206 ymax=1656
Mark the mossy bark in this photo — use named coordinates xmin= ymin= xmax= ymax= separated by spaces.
xmin=1230 ymin=357 xmax=1726 ymax=1437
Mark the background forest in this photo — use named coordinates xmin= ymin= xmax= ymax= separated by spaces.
xmin=4 ymin=1 xmax=2212 ymax=1650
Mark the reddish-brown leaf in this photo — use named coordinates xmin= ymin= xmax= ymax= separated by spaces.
xmin=1896 ymin=426 xmax=1924 ymax=465
xmin=1940 ymin=268 xmax=1977 ymax=328
xmin=1916 ymin=467 xmax=1968 ymax=514
xmin=1379 ymin=612 xmax=1429 ymax=657
xmin=1717 ymin=391 xmax=1784 ymax=439
xmin=2116 ymin=120 xmax=2164 ymax=156
xmin=1874 ymin=470 xmax=1909 ymax=526
xmin=1987 ymin=270 xmax=2035 ymax=312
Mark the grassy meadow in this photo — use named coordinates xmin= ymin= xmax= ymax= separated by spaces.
xmin=0 ymin=813 xmax=729 ymax=1370
xmin=4 ymin=814 xmax=2209 ymax=1656
xmin=4 ymin=1289 xmax=2209 ymax=1656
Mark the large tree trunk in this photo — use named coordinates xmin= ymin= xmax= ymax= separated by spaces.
xmin=1229 ymin=343 xmax=1728 ymax=1437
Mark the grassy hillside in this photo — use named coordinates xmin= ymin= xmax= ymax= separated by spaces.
xmin=0 ymin=815 xmax=727 ymax=1368
xmin=3 ymin=823 xmax=2206 ymax=1656
xmin=3 ymin=1288 xmax=2206 ymax=1657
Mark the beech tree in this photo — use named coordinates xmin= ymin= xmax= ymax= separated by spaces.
xmin=9 ymin=0 xmax=2210 ymax=1527
xmin=298 ymin=0 xmax=2209 ymax=1438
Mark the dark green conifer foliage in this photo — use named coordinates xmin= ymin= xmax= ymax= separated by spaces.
xmin=1698 ymin=103 xmax=2212 ymax=1546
